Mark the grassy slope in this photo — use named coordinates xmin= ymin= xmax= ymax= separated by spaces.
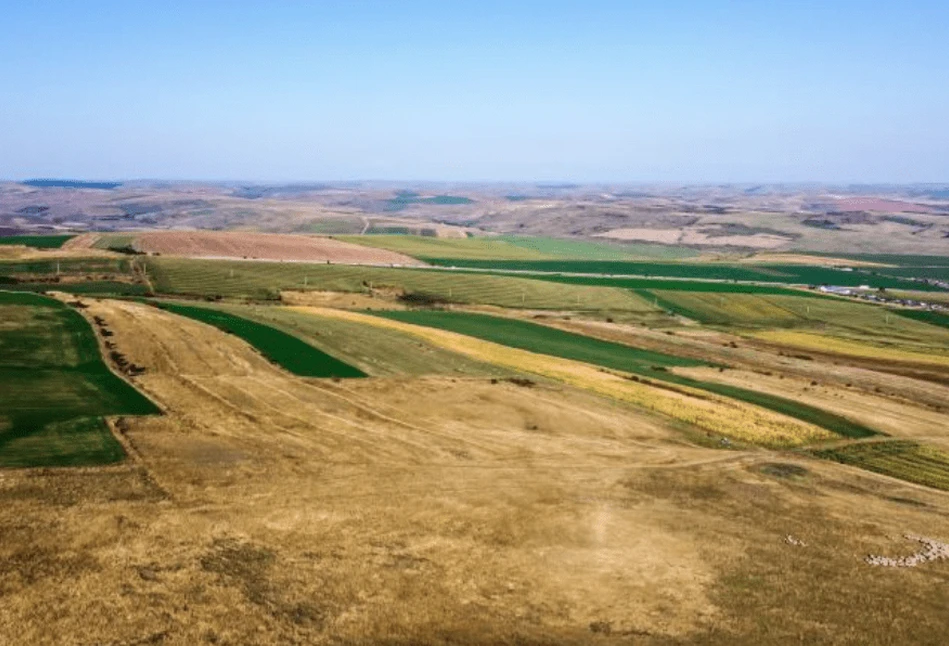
xmin=375 ymin=310 xmax=878 ymax=439
xmin=0 ymin=234 xmax=75 ymax=249
xmin=893 ymin=308 xmax=949 ymax=330
xmin=155 ymin=302 xmax=367 ymax=378
xmin=0 ymin=291 xmax=158 ymax=467
xmin=211 ymin=304 xmax=509 ymax=378
xmin=145 ymin=257 xmax=655 ymax=312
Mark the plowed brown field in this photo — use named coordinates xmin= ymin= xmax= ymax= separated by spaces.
xmin=133 ymin=230 xmax=425 ymax=265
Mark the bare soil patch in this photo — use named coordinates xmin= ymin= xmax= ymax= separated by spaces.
xmin=133 ymin=230 xmax=425 ymax=265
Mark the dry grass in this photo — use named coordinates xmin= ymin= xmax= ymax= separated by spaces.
xmin=297 ymin=307 xmax=834 ymax=447
xmin=752 ymin=329 xmax=949 ymax=368
xmin=3 ymin=299 xmax=949 ymax=643
xmin=677 ymin=367 xmax=949 ymax=443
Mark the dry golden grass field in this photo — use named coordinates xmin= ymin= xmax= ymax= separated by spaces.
xmin=3 ymin=295 xmax=949 ymax=645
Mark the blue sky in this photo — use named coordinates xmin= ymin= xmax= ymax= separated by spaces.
xmin=1 ymin=1 xmax=947 ymax=182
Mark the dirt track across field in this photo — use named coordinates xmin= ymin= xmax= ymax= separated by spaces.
xmin=132 ymin=230 xmax=425 ymax=265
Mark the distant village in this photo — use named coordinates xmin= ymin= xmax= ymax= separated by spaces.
xmin=814 ymin=270 xmax=949 ymax=313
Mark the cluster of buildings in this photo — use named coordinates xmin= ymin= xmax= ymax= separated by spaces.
xmin=814 ymin=284 xmax=947 ymax=312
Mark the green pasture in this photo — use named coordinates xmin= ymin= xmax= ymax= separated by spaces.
xmin=0 ymin=291 xmax=158 ymax=467
xmin=0 ymin=234 xmax=75 ymax=249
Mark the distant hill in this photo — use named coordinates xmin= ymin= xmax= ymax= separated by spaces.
xmin=22 ymin=179 xmax=121 ymax=190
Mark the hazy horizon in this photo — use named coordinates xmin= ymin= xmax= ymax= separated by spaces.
xmin=2 ymin=1 xmax=947 ymax=183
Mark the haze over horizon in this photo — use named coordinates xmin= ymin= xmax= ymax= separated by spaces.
xmin=2 ymin=1 xmax=947 ymax=183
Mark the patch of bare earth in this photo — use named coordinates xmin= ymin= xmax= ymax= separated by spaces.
xmin=133 ymin=230 xmax=425 ymax=265
xmin=280 ymin=289 xmax=407 ymax=310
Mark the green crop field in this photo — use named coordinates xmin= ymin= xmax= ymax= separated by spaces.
xmin=502 ymin=272 xmax=812 ymax=294
xmin=0 ymin=291 xmax=159 ymax=467
xmin=877 ymin=266 xmax=949 ymax=282
xmin=421 ymin=259 xmax=942 ymax=291
xmin=0 ymin=234 xmax=75 ymax=249
xmin=1 ymin=281 xmax=150 ymax=296
xmin=338 ymin=235 xmax=553 ymax=260
xmin=893 ymin=309 xmax=949 ymax=330
xmin=812 ymin=441 xmax=949 ymax=491
xmin=213 ymin=304 xmax=509 ymax=378
xmin=0 ymin=257 xmax=133 ymax=276
xmin=144 ymin=257 xmax=656 ymax=312
xmin=494 ymin=235 xmax=699 ymax=260
xmin=155 ymin=302 xmax=367 ymax=378
xmin=341 ymin=234 xmax=697 ymax=261
xmin=639 ymin=290 xmax=949 ymax=342
xmin=374 ymin=310 xmax=878 ymax=440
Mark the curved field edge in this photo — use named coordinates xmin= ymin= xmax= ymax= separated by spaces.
xmin=201 ymin=303 xmax=511 ymax=378
xmin=374 ymin=310 xmax=879 ymax=440
xmin=153 ymin=302 xmax=367 ymax=378
xmin=292 ymin=306 xmax=836 ymax=447
xmin=0 ymin=290 xmax=159 ymax=467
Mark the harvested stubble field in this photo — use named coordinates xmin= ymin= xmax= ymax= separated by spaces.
xmin=313 ymin=307 xmax=836 ymax=447
xmin=373 ymin=309 xmax=878 ymax=440
xmin=131 ymin=230 xmax=424 ymax=265
xmin=4 ymin=298 xmax=949 ymax=644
